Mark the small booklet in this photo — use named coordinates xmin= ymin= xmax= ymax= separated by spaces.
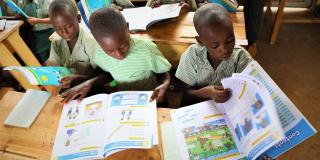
xmin=4 ymin=66 xmax=70 ymax=85
xmin=4 ymin=89 xmax=51 ymax=128
xmin=166 ymin=61 xmax=316 ymax=160
xmin=4 ymin=0 xmax=29 ymax=18
xmin=122 ymin=3 xmax=182 ymax=31
xmin=51 ymin=91 xmax=158 ymax=160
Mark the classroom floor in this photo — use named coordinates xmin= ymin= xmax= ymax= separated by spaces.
xmin=254 ymin=22 xmax=320 ymax=159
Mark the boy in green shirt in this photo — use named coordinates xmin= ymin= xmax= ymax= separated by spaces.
xmin=175 ymin=3 xmax=253 ymax=105
xmin=62 ymin=8 xmax=172 ymax=105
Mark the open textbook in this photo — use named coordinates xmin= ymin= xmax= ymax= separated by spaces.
xmin=51 ymin=91 xmax=158 ymax=160
xmin=122 ymin=3 xmax=182 ymax=31
xmin=4 ymin=66 xmax=70 ymax=85
xmin=163 ymin=61 xmax=316 ymax=160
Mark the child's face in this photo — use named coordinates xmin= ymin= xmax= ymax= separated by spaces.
xmin=95 ymin=32 xmax=130 ymax=60
xmin=51 ymin=11 xmax=80 ymax=42
xmin=197 ymin=23 xmax=235 ymax=61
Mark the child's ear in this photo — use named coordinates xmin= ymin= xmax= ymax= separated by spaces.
xmin=77 ymin=14 xmax=81 ymax=23
xmin=195 ymin=36 xmax=203 ymax=45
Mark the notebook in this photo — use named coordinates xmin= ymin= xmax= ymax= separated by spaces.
xmin=4 ymin=89 xmax=51 ymax=128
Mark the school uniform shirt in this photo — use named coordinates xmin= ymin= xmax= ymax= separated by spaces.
xmin=175 ymin=44 xmax=253 ymax=86
xmin=48 ymin=26 xmax=97 ymax=75
xmin=94 ymin=37 xmax=172 ymax=91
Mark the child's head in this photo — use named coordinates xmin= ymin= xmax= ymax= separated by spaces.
xmin=49 ymin=0 xmax=80 ymax=42
xmin=89 ymin=8 xmax=130 ymax=60
xmin=193 ymin=3 xmax=235 ymax=61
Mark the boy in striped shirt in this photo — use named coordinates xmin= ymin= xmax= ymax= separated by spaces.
xmin=175 ymin=3 xmax=253 ymax=105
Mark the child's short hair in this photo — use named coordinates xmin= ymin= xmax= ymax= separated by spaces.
xmin=193 ymin=3 xmax=230 ymax=36
xmin=49 ymin=0 xmax=78 ymax=17
xmin=89 ymin=8 xmax=127 ymax=38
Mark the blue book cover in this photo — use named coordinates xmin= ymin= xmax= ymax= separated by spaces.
xmin=77 ymin=1 xmax=89 ymax=28
xmin=85 ymin=0 xmax=111 ymax=14
xmin=4 ymin=66 xmax=70 ymax=85
xmin=5 ymin=0 xmax=29 ymax=18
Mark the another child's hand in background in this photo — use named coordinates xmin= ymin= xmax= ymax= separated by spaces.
xmin=151 ymin=0 xmax=162 ymax=8
xmin=179 ymin=2 xmax=191 ymax=13
xmin=60 ymin=82 xmax=92 ymax=103
xmin=207 ymin=86 xmax=230 ymax=103
xmin=27 ymin=17 xmax=39 ymax=25
xmin=111 ymin=4 xmax=124 ymax=11
xmin=150 ymin=84 xmax=169 ymax=103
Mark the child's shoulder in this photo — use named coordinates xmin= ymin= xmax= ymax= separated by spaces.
xmin=181 ymin=43 xmax=207 ymax=60
xmin=230 ymin=45 xmax=252 ymax=60
xmin=131 ymin=36 xmax=155 ymax=47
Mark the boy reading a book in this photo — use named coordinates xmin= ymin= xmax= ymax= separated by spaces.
xmin=85 ymin=8 xmax=172 ymax=105
xmin=46 ymin=0 xmax=99 ymax=96
xmin=175 ymin=3 xmax=253 ymax=105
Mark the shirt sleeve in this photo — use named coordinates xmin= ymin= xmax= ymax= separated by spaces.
xmin=235 ymin=47 xmax=253 ymax=73
xmin=175 ymin=47 xmax=197 ymax=86
xmin=85 ymin=35 xmax=98 ymax=69
xmin=146 ymin=42 xmax=172 ymax=74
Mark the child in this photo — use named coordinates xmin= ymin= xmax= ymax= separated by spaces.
xmin=87 ymin=8 xmax=172 ymax=104
xmin=175 ymin=3 xmax=253 ymax=105
xmin=10 ymin=0 xmax=54 ymax=63
xmin=46 ymin=0 xmax=99 ymax=100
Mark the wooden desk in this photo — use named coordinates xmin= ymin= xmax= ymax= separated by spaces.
xmin=0 ymin=21 xmax=56 ymax=93
xmin=132 ymin=12 xmax=247 ymax=67
xmin=0 ymin=91 xmax=172 ymax=160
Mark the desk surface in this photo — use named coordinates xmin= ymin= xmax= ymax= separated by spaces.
xmin=0 ymin=91 xmax=172 ymax=160
xmin=132 ymin=12 xmax=247 ymax=45
xmin=0 ymin=20 xmax=23 ymax=43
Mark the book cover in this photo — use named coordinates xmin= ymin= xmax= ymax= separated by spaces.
xmin=4 ymin=66 xmax=70 ymax=85
xmin=5 ymin=0 xmax=29 ymax=18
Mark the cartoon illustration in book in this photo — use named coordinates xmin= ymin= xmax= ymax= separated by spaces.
xmin=182 ymin=119 xmax=238 ymax=160
xmin=251 ymin=93 xmax=264 ymax=115
xmin=241 ymin=118 xmax=253 ymax=136
xmin=256 ymin=111 xmax=271 ymax=129
xmin=111 ymin=93 xmax=149 ymax=107
xmin=85 ymin=101 xmax=102 ymax=118
xmin=234 ymin=124 xmax=243 ymax=141
xmin=64 ymin=127 xmax=91 ymax=147
xmin=120 ymin=110 xmax=133 ymax=120
xmin=67 ymin=105 xmax=80 ymax=120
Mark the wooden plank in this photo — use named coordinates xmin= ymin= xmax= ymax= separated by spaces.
xmin=0 ymin=43 xmax=41 ymax=90
xmin=0 ymin=20 xmax=23 ymax=43
xmin=270 ymin=0 xmax=286 ymax=44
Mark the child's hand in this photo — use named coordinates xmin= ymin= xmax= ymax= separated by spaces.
xmin=60 ymin=82 xmax=92 ymax=103
xmin=59 ymin=75 xmax=84 ymax=89
xmin=151 ymin=0 xmax=162 ymax=8
xmin=150 ymin=84 xmax=168 ymax=103
xmin=27 ymin=17 xmax=39 ymax=25
xmin=207 ymin=86 xmax=231 ymax=103
xmin=179 ymin=2 xmax=191 ymax=13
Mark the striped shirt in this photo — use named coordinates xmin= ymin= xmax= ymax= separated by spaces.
xmin=175 ymin=44 xmax=253 ymax=86
xmin=95 ymin=37 xmax=171 ymax=91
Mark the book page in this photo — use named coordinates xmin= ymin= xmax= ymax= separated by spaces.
xmin=149 ymin=3 xmax=182 ymax=25
xmin=240 ymin=61 xmax=317 ymax=158
xmin=102 ymin=91 xmax=157 ymax=157
xmin=170 ymin=101 xmax=244 ymax=160
xmin=122 ymin=7 xmax=152 ymax=31
xmin=51 ymin=94 xmax=109 ymax=160
xmin=221 ymin=76 xmax=284 ymax=160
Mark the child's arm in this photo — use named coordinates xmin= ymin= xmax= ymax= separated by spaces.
xmin=176 ymin=79 xmax=230 ymax=103
xmin=27 ymin=17 xmax=50 ymax=25
xmin=150 ymin=72 xmax=171 ymax=102
xmin=60 ymin=72 xmax=113 ymax=103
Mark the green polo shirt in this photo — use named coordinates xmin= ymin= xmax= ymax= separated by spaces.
xmin=47 ymin=26 xmax=97 ymax=75
xmin=94 ymin=37 xmax=171 ymax=91
xmin=176 ymin=44 xmax=253 ymax=86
